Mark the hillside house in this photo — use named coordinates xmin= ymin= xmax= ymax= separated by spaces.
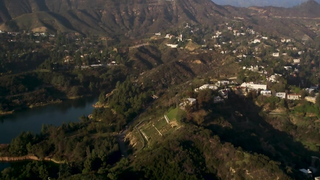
xmin=179 ymin=98 xmax=197 ymax=108
xmin=268 ymin=74 xmax=282 ymax=83
xmin=275 ymin=92 xmax=286 ymax=99
xmin=194 ymin=84 xmax=218 ymax=92
xmin=260 ymin=90 xmax=272 ymax=96
xmin=165 ymin=34 xmax=174 ymax=39
xmin=252 ymin=39 xmax=261 ymax=44
xmin=219 ymin=88 xmax=230 ymax=99
xmin=287 ymin=94 xmax=301 ymax=100
xmin=272 ymin=52 xmax=280 ymax=57
xmin=166 ymin=44 xmax=178 ymax=48
xmin=284 ymin=66 xmax=292 ymax=70
xmin=293 ymin=59 xmax=301 ymax=64
xmin=216 ymin=81 xmax=230 ymax=86
xmin=155 ymin=32 xmax=161 ymax=36
xmin=240 ymin=82 xmax=267 ymax=91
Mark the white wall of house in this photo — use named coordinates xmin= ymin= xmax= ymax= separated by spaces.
xmin=275 ymin=92 xmax=286 ymax=99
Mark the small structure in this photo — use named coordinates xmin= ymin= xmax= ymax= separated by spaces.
xmin=179 ymin=98 xmax=197 ymax=108
xmin=272 ymin=52 xmax=280 ymax=57
xmin=219 ymin=89 xmax=229 ymax=99
xmin=252 ymin=39 xmax=261 ymax=44
xmin=260 ymin=90 xmax=272 ymax=96
xmin=284 ymin=66 xmax=292 ymax=70
xmin=195 ymin=84 xmax=218 ymax=92
xmin=166 ymin=44 xmax=178 ymax=48
xmin=287 ymin=94 xmax=301 ymax=100
xmin=268 ymin=74 xmax=282 ymax=83
xmin=275 ymin=92 xmax=286 ymax=99
xmin=293 ymin=59 xmax=301 ymax=64
xmin=216 ymin=81 xmax=230 ymax=86
xmin=155 ymin=32 xmax=161 ymax=36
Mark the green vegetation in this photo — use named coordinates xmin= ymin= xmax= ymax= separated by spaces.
xmin=166 ymin=107 xmax=186 ymax=121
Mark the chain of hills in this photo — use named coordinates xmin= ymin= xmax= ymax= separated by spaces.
xmin=0 ymin=0 xmax=320 ymax=40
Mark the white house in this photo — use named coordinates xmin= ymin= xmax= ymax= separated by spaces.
xmin=305 ymin=88 xmax=315 ymax=94
xmin=216 ymin=81 xmax=230 ymax=86
xmin=260 ymin=90 xmax=272 ymax=96
xmin=252 ymin=39 xmax=261 ymax=44
xmin=179 ymin=98 xmax=197 ymax=107
xmin=155 ymin=32 xmax=161 ymax=36
xmin=262 ymin=36 xmax=268 ymax=40
xmin=284 ymin=66 xmax=292 ymax=70
xmin=166 ymin=44 xmax=178 ymax=48
xmin=276 ymin=92 xmax=286 ymax=99
xmin=293 ymin=59 xmax=301 ymax=64
xmin=194 ymin=84 xmax=218 ymax=92
xmin=165 ymin=34 xmax=173 ymax=39
xmin=272 ymin=53 xmax=280 ymax=57
xmin=268 ymin=74 xmax=282 ymax=83
xmin=287 ymin=94 xmax=301 ymax=100
xmin=219 ymin=88 xmax=230 ymax=99
xmin=240 ymin=82 xmax=267 ymax=90
xmin=186 ymin=98 xmax=197 ymax=105
xmin=221 ymin=51 xmax=228 ymax=54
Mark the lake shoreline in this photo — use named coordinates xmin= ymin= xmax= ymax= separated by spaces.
xmin=0 ymin=155 xmax=65 ymax=164
xmin=0 ymin=94 xmax=94 ymax=116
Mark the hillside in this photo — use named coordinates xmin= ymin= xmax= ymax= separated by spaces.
xmin=0 ymin=0 xmax=231 ymax=37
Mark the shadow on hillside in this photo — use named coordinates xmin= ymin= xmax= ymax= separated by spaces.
xmin=204 ymin=92 xmax=320 ymax=177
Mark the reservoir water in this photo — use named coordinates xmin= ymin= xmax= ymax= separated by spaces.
xmin=0 ymin=96 xmax=98 ymax=171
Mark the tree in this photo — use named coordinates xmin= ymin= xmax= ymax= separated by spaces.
xmin=70 ymin=86 xmax=80 ymax=96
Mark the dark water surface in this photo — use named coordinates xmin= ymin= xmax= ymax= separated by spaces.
xmin=0 ymin=96 xmax=98 ymax=171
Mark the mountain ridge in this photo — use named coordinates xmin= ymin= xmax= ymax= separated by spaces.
xmin=0 ymin=0 xmax=319 ymax=40
xmin=0 ymin=0 xmax=231 ymax=37
xmin=212 ymin=0 xmax=320 ymax=8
